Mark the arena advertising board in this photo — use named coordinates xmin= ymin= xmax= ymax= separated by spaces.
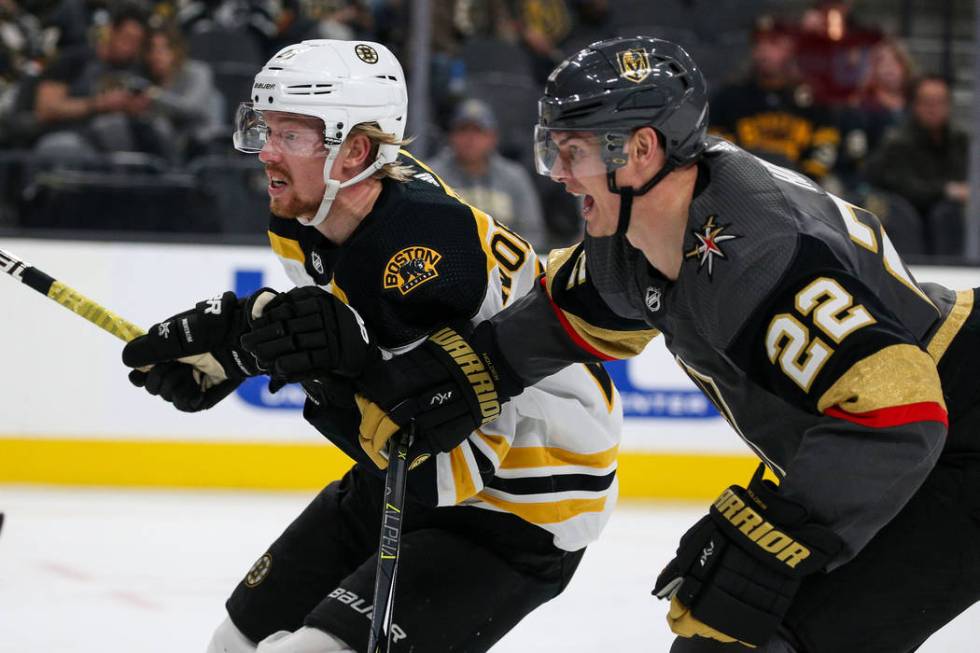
xmin=2 ymin=238 xmax=978 ymax=456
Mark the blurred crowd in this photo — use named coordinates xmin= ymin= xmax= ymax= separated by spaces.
xmin=0 ymin=0 xmax=972 ymax=258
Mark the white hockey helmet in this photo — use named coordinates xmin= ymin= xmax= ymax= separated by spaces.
xmin=233 ymin=39 xmax=408 ymax=227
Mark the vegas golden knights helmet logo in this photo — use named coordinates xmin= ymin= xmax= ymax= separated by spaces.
xmin=616 ymin=49 xmax=652 ymax=84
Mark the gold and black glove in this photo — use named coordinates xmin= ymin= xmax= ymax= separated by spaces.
xmin=354 ymin=322 xmax=524 ymax=467
xmin=652 ymin=464 xmax=843 ymax=648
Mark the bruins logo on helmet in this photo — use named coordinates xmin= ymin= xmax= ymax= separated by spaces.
xmin=355 ymin=44 xmax=379 ymax=64
xmin=245 ymin=553 xmax=272 ymax=587
xmin=616 ymin=49 xmax=652 ymax=84
xmin=383 ymin=246 xmax=442 ymax=295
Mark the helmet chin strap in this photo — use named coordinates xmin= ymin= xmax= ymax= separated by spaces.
xmin=608 ymin=162 xmax=675 ymax=236
xmin=297 ymin=152 xmax=387 ymax=228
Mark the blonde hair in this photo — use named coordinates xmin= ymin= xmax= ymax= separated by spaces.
xmin=349 ymin=123 xmax=415 ymax=182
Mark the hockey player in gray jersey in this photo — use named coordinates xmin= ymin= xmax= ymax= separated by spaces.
xmin=337 ymin=37 xmax=980 ymax=652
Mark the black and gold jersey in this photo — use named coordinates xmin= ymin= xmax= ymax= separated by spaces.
xmin=488 ymin=137 xmax=966 ymax=566
xmin=267 ymin=151 xmax=622 ymax=552
xmin=709 ymin=78 xmax=840 ymax=180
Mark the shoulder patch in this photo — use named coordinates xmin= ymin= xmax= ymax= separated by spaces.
xmin=684 ymin=214 xmax=740 ymax=279
xmin=383 ymin=246 xmax=442 ymax=295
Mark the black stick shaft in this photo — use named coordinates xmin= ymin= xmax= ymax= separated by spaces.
xmin=0 ymin=246 xmax=145 ymax=342
xmin=367 ymin=425 xmax=414 ymax=653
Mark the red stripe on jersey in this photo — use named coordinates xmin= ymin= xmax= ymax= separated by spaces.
xmin=824 ymin=402 xmax=948 ymax=429
xmin=540 ymin=277 xmax=616 ymax=362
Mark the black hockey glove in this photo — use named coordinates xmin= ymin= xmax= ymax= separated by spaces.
xmin=300 ymin=375 xmax=369 ymax=461
xmin=353 ymin=322 xmax=525 ymax=468
xmin=240 ymin=286 xmax=375 ymax=384
xmin=122 ymin=289 xmax=276 ymax=412
xmin=652 ymin=464 xmax=843 ymax=648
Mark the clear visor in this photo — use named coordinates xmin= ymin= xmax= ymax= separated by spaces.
xmin=233 ymin=102 xmax=329 ymax=157
xmin=533 ymin=126 xmax=621 ymax=178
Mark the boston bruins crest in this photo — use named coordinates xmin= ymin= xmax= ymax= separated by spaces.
xmin=354 ymin=43 xmax=379 ymax=64
xmin=244 ymin=553 xmax=272 ymax=587
xmin=616 ymin=48 xmax=652 ymax=84
xmin=384 ymin=246 xmax=442 ymax=295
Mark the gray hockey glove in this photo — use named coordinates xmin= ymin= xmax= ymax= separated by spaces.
xmin=652 ymin=464 xmax=843 ymax=648
xmin=240 ymin=286 xmax=374 ymax=384
xmin=122 ymin=289 xmax=277 ymax=412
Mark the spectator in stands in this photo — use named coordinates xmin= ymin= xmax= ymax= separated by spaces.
xmin=430 ymin=98 xmax=547 ymax=249
xmin=710 ymin=15 xmax=840 ymax=183
xmin=511 ymin=0 xmax=572 ymax=83
xmin=835 ymin=37 xmax=915 ymax=193
xmin=865 ymin=75 xmax=969 ymax=257
xmin=0 ymin=0 xmax=45 ymax=145
xmin=795 ymin=0 xmax=882 ymax=107
xmin=144 ymin=24 xmax=223 ymax=161
xmin=32 ymin=4 xmax=166 ymax=157
xmin=372 ymin=0 xmax=465 ymax=128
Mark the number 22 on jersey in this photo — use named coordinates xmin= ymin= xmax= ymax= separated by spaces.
xmin=766 ymin=277 xmax=876 ymax=391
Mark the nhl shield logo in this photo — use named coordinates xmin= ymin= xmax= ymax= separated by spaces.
xmin=617 ymin=49 xmax=652 ymax=84
xmin=383 ymin=246 xmax=442 ymax=295
xmin=645 ymin=286 xmax=662 ymax=312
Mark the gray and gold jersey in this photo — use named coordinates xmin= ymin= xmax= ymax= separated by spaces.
xmin=490 ymin=137 xmax=972 ymax=566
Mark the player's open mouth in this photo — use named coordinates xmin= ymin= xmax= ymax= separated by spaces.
xmin=268 ymin=176 xmax=289 ymax=196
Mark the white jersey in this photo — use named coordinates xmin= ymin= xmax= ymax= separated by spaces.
xmin=266 ymin=151 xmax=622 ymax=551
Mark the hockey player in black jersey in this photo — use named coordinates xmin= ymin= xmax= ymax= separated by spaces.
xmin=119 ymin=40 xmax=622 ymax=652
xmin=346 ymin=37 xmax=980 ymax=652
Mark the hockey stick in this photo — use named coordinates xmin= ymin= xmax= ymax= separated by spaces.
xmin=0 ymin=246 xmax=228 ymax=383
xmin=366 ymin=424 xmax=415 ymax=653
xmin=0 ymin=246 xmax=146 ymax=342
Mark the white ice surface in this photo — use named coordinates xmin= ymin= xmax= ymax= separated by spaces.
xmin=0 ymin=486 xmax=977 ymax=652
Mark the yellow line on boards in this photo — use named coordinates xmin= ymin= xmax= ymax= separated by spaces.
xmin=0 ymin=438 xmax=759 ymax=499
xmin=0 ymin=438 xmax=351 ymax=490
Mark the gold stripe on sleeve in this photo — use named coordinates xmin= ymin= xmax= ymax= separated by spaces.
xmin=544 ymin=246 xmax=659 ymax=359
xmin=816 ymin=344 xmax=945 ymax=414
xmin=563 ymin=311 xmax=659 ymax=359
xmin=500 ymin=444 xmax=619 ymax=470
xmin=450 ymin=446 xmax=479 ymax=503
xmin=545 ymin=245 xmax=580 ymax=273
xmin=267 ymin=231 xmax=305 ymax=263
xmin=329 ymin=280 xmax=350 ymax=306
xmin=927 ymin=289 xmax=974 ymax=363
xmin=468 ymin=206 xmax=497 ymax=278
